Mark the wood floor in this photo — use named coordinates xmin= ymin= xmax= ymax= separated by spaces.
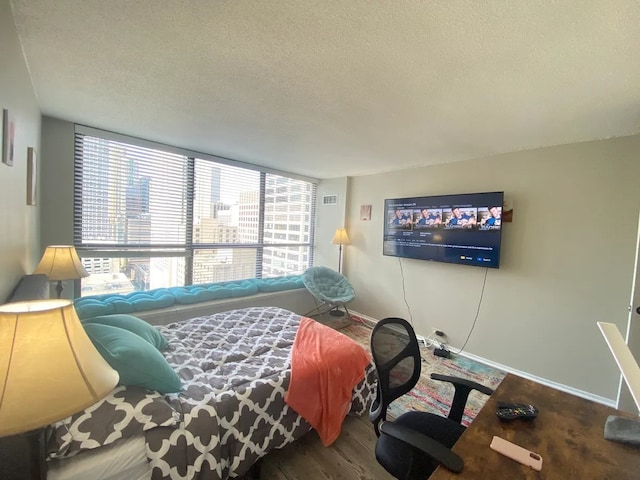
xmin=253 ymin=414 xmax=394 ymax=480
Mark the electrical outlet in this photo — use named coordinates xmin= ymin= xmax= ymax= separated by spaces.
xmin=416 ymin=335 xmax=428 ymax=348
xmin=432 ymin=329 xmax=447 ymax=348
xmin=433 ymin=328 xmax=446 ymax=338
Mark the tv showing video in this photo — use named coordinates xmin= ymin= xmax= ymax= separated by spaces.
xmin=383 ymin=191 xmax=504 ymax=268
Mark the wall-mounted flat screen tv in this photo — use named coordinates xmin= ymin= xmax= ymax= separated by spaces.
xmin=383 ymin=191 xmax=504 ymax=268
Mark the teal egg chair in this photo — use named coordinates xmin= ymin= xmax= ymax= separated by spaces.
xmin=302 ymin=266 xmax=355 ymax=318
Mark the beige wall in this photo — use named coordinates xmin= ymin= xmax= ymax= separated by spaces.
xmin=40 ymin=117 xmax=75 ymax=247
xmin=0 ymin=0 xmax=42 ymax=301
xmin=346 ymin=134 xmax=640 ymax=401
xmin=314 ymin=177 xmax=350 ymax=270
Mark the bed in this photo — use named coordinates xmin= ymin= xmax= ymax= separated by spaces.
xmin=46 ymin=306 xmax=376 ymax=480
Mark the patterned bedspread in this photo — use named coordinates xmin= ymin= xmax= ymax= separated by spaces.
xmin=49 ymin=307 xmax=375 ymax=480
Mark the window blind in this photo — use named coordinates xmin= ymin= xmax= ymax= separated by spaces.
xmin=74 ymin=134 xmax=191 ymax=248
xmin=73 ymin=128 xmax=317 ymax=294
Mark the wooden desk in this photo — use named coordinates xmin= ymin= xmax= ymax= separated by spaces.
xmin=431 ymin=373 xmax=639 ymax=479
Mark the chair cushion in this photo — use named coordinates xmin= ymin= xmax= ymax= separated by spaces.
xmin=83 ymin=323 xmax=181 ymax=394
xmin=169 ymin=280 xmax=259 ymax=304
xmin=82 ymin=314 xmax=169 ymax=351
xmin=256 ymin=275 xmax=304 ymax=292
xmin=127 ymin=290 xmax=176 ymax=312
xmin=375 ymin=411 xmax=465 ymax=479
xmin=74 ymin=290 xmax=176 ymax=319
xmin=302 ymin=266 xmax=355 ymax=304
xmin=74 ymin=276 xmax=305 ymax=320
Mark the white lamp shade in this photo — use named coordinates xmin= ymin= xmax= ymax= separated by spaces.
xmin=0 ymin=299 xmax=119 ymax=436
xmin=33 ymin=245 xmax=89 ymax=281
xmin=331 ymin=228 xmax=351 ymax=246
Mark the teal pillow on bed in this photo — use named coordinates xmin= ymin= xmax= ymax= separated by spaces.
xmin=83 ymin=314 xmax=169 ymax=351
xmin=83 ymin=323 xmax=181 ymax=394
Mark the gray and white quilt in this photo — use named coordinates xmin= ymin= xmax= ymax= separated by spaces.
xmin=48 ymin=306 xmax=375 ymax=480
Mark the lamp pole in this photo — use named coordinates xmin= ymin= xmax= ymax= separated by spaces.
xmin=331 ymin=228 xmax=350 ymax=274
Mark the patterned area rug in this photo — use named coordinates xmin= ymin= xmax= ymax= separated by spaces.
xmin=340 ymin=320 xmax=506 ymax=426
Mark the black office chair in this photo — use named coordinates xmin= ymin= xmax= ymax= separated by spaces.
xmin=369 ymin=317 xmax=494 ymax=479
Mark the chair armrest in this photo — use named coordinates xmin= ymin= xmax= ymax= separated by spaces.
xmin=431 ymin=374 xmax=494 ymax=396
xmin=379 ymin=421 xmax=464 ymax=473
xmin=431 ymin=373 xmax=494 ymax=424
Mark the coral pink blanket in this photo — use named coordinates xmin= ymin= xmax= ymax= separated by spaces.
xmin=284 ymin=317 xmax=371 ymax=446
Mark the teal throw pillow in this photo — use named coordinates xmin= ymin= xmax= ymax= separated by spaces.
xmin=83 ymin=323 xmax=181 ymax=394
xmin=83 ymin=314 xmax=169 ymax=351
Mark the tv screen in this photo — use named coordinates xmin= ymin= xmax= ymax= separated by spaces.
xmin=383 ymin=191 xmax=504 ymax=268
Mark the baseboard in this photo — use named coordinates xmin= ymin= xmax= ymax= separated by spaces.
xmin=350 ymin=310 xmax=617 ymax=408
xmin=454 ymin=350 xmax=616 ymax=408
xmin=349 ymin=311 xmax=378 ymax=328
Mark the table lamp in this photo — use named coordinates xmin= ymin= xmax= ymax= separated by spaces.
xmin=331 ymin=228 xmax=351 ymax=274
xmin=597 ymin=322 xmax=640 ymax=446
xmin=33 ymin=245 xmax=89 ymax=298
xmin=0 ymin=299 xmax=119 ymax=479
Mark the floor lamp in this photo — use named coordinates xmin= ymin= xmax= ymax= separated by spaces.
xmin=330 ymin=228 xmax=351 ymax=316
xmin=331 ymin=228 xmax=351 ymax=274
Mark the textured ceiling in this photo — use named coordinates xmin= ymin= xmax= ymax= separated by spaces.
xmin=10 ymin=0 xmax=640 ymax=179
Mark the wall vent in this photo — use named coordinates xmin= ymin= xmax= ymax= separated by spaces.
xmin=322 ymin=194 xmax=338 ymax=206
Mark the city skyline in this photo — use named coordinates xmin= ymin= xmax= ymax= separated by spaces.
xmin=77 ymin=136 xmax=315 ymax=295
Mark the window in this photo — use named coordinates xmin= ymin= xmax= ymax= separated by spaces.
xmin=74 ymin=126 xmax=317 ymax=295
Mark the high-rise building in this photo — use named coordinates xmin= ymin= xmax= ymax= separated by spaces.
xmin=77 ymin=137 xmax=314 ymax=293
xmin=262 ymin=175 xmax=313 ymax=277
xmin=194 ymin=162 xmax=222 ymax=220
xmin=237 ymin=190 xmax=259 ymax=243
xmin=126 ymin=176 xmax=150 ymax=218
xmin=79 ymin=138 xmax=188 ymax=293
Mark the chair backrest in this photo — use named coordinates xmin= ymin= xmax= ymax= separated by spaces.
xmin=302 ymin=266 xmax=355 ymax=303
xmin=369 ymin=317 xmax=421 ymax=435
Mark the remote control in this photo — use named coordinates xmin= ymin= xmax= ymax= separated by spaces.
xmin=495 ymin=404 xmax=538 ymax=421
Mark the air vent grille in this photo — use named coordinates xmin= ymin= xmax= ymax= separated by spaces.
xmin=322 ymin=195 xmax=338 ymax=205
